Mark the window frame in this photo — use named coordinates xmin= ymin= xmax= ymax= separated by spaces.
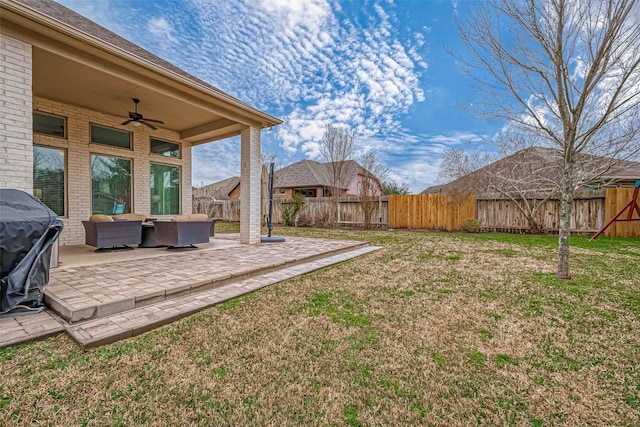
xmin=150 ymin=137 xmax=181 ymax=158
xmin=90 ymin=153 xmax=133 ymax=215
xmin=33 ymin=111 xmax=67 ymax=139
xmin=294 ymin=188 xmax=317 ymax=198
xmin=90 ymin=123 xmax=132 ymax=150
xmin=33 ymin=144 xmax=67 ymax=217
xmin=150 ymin=162 xmax=182 ymax=216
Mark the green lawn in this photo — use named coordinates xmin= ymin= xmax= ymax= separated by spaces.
xmin=1 ymin=225 xmax=639 ymax=426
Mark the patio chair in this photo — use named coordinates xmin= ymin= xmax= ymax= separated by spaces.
xmin=153 ymin=215 xmax=213 ymax=249
xmin=82 ymin=214 xmax=142 ymax=251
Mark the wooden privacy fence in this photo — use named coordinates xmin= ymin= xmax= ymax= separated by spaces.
xmin=603 ymin=187 xmax=640 ymax=238
xmin=476 ymin=192 xmax=605 ymax=233
xmin=193 ymin=196 xmax=388 ymax=226
xmin=194 ymin=188 xmax=639 ymax=237
xmin=388 ymin=194 xmax=476 ymax=231
xmin=473 ymin=188 xmax=640 ymax=237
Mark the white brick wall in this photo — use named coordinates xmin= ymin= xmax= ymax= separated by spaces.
xmin=0 ymin=35 xmax=33 ymax=191
xmin=32 ymin=97 xmax=193 ymax=246
xmin=240 ymin=126 xmax=261 ymax=244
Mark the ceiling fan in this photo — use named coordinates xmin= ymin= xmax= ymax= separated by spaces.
xmin=120 ymin=98 xmax=164 ymax=130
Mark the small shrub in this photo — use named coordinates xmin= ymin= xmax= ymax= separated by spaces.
xmin=296 ymin=212 xmax=313 ymax=227
xmin=462 ymin=218 xmax=481 ymax=233
xmin=280 ymin=193 xmax=304 ymax=226
xmin=314 ymin=212 xmax=331 ymax=228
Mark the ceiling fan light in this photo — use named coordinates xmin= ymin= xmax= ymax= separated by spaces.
xmin=132 ymin=121 xmax=142 ymax=127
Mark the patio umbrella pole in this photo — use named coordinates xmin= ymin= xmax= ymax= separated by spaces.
xmin=261 ymin=162 xmax=285 ymax=243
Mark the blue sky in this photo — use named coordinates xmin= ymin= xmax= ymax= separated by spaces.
xmin=57 ymin=0 xmax=501 ymax=193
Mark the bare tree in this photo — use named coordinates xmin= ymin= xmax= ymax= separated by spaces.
xmin=319 ymin=123 xmax=356 ymax=226
xmin=438 ymin=129 xmax=560 ymax=233
xmin=456 ymin=0 xmax=640 ymax=279
xmin=438 ymin=147 xmax=493 ymax=183
xmin=359 ymin=151 xmax=388 ymax=229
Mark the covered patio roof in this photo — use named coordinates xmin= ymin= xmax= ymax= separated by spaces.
xmin=1 ymin=0 xmax=282 ymax=144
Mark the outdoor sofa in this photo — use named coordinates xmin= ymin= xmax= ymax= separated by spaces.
xmin=153 ymin=214 xmax=215 ymax=249
xmin=82 ymin=213 xmax=146 ymax=251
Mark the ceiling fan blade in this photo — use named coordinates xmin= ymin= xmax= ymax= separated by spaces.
xmin=144 ymin=118 xmax=164 ymax=124
xmin=142 ymin=121 xmax=157 ymax=130
xmin=121 ymin=120 xmax=132 ymax=125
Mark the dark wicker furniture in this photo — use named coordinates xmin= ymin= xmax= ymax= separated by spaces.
xmin=153 ymin=220 xmax=214 ymax=248
xmin=82 ymin=220 xmax=143 ymax=251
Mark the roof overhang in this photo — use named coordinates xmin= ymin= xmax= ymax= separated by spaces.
xmin=1 ymin=0 xmax=282 ymax=145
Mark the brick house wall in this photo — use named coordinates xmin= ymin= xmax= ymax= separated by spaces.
xmin=346 ymin=174 xmax=383 ymax=197
xmin=228 ymin=184 xmax=241 ymax=200
xmin=0 ymin=35 xmax=33 ymax=191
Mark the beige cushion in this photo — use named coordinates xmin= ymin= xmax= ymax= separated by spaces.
xmin=113 ymin=213 xmax=146 ymax=222
xmin=171 ymin=215 xmax=191 ymax=222
xmin=188 ymin=214 xmax=209 ymax=221
xmin=89 ymin=214 xmax=114 ymax=222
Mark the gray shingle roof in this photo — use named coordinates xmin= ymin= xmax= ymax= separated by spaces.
xmin=193 ymin=176 xmax=240 ymax=200
xmin=274 ymin=160 xmax=364 ymax=189
xmin=422 ymin=147 xmax=640 ymax=195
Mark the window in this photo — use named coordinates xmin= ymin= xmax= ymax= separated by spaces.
xmin=294 ymin=188 xmax=316 ymax=197
xmin=150 ymin=163 xmax=180 ymax=215
xmin=91 ymin=154 xmax=132 ymax=214
xmin=150 ymin=138 xmax=180 ymax=158
xmin=33 ymin=145 xmax=65 ymax=216
xmin=91 ymin=124 xmax=131 ymax=149
xmin=33 ymin=112 xmax=66 ymax=138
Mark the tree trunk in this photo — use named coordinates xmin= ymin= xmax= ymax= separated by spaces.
xmin=362 ymin=197 xmax=372 ymax=229
xmin=557 ymin=161 xmax=574 ymax=280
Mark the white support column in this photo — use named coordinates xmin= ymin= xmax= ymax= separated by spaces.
xmin=0 ymin=35 xmax=33 ymax=191
xmin=240 ymin=126 xmax=261 ymax=244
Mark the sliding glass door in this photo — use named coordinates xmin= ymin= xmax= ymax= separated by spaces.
xmin=150 ymin=163 xmax=180 ymax=215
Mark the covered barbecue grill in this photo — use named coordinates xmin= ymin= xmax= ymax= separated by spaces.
xmin=0 ymin=189 xmax=63 ymax=316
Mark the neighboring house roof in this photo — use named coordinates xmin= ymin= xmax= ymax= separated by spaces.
xmin=193 ymin=177 xmax=240 ymax=200
xmin=274 ymin=159 xmax=371 ymax=189
xmin=2 ymin=0 xmax=282 ymax=143
xmin=422 ymin=147 xmax=640 ymax=195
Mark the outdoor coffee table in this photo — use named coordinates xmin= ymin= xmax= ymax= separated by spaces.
xmin=140 ymin=222 xmax=165 ymax=248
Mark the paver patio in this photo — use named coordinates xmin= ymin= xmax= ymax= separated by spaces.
xmin=0 ymin=234 xmax=380 ymax=348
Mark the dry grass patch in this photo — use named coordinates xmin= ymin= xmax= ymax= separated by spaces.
xmin=1 ymin=228 xmax=638 ymax=426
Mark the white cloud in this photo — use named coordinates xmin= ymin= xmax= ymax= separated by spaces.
xmin=192 ymin=138 xmax=241 ymax=185
xmin=426 ymin=131 xmax=486 ymax=146
xmin=147 ymin=17 xmax=178 ymax=45
xmin=259 ymin=0 xmax=331 ymax=34
xmin=57 ymin=0 xmax=431 ymax=187
xmin=184 ymin=0 xmax=427 ymax=156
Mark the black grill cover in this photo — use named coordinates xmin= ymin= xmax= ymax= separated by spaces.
xmin=0 ymin=189 xmax=64 ymax=312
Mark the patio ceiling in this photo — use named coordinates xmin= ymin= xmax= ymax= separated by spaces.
xmin=2 ymin=0 xmax=282 ymax=145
